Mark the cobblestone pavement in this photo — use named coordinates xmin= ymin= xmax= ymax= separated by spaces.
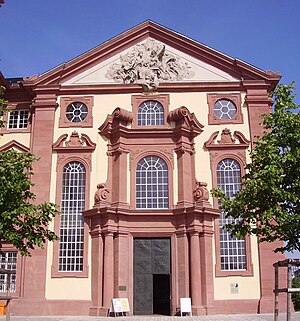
xmin=0 ymin=313 xmax=300 ymax=321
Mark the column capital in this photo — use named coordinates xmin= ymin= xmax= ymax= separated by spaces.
xmin=103 ymin=231 xmax=115 ymax=238
xmin=189 ymin=230 xmax=200 ymax=237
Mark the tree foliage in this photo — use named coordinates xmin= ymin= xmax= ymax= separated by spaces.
xmin=212 ymin=83 xmax=300 ymax=253
xmin=0 ymin=86 xmax=8 ymax=129
xmin=0 ymin=86 xmax=60 ymax=256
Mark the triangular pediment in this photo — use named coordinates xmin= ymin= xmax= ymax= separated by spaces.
xmin=23 ymin=21 xmax=280 ymax=89
xmin=63 ymin=38 xmax=239 ymax=87
xmin=0 ymin=140 xmax=30 ymax=152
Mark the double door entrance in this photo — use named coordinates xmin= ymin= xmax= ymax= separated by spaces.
xmin=134 ymin=238 xmax=171 ymax=315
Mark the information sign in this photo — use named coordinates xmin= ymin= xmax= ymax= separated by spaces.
xmin=180 ymin=297 xmax=192 ymax=316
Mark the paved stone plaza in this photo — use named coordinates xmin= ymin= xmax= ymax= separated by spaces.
xmin=0 ymin=313 xmax=300 ymax=321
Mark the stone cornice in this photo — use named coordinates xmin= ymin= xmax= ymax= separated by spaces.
xmin=16 ymin=21 xmax=280 ymax=90
xmin=168 ymin=106 xmax=204 ymax=139
xmin=0 ymin=140 xmax=30 ymax=152
xmin=53 ymin=131 xmax=96 ymax=152
xmin=204 ymin=129 xmax=250 ymax=150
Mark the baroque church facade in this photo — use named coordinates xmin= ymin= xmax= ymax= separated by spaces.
xmin=0 ymin=21 xmax=286 ymax=316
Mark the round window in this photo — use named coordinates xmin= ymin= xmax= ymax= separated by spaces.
xmin=66 ymin=102 xmax=88 ymax=123
xmin=213 ymin=99 xmax=237 ymax=120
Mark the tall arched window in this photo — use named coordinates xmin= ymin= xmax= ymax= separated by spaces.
xmin=136 ymin=156 xmax=168 ymax=209
xmin=137 ymin=100 xmax=164 ymax=126
xmin=59 ymin=161 xmax=86 ymax=272
xmin=217 ymin=158 xmax=246 ymax=271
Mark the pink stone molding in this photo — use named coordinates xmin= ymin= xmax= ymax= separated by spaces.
xmin=0 ymin=140 xmax=30 ymax=152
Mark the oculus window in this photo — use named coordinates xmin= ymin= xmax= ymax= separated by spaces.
xmin=213 ymin=99 xmax=237 ymax=120
xmin=66 ymin=102 xmax=88 ymax=123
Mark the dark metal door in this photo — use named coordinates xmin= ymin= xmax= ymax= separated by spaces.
xmin=134 ymin=238 xmax=171 ymax=315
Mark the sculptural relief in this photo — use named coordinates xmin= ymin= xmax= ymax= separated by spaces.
xmin=94 ymin=183 xmax=110 ymax=205
xmin=106 ymin=39 xmax=194 ymax=90
xmin=193 ymin=181 xmax=210 ymax=202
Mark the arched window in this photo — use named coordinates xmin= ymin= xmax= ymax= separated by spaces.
xmin=137 ymin=100 xmax=164 ymax=126
xmin=59 ymin=161 xmax=86 ymax=272
xmin=136 ymin=156 xmax=168 ymax=209
xmin=217 ymin=158 xmax=246 ymax=271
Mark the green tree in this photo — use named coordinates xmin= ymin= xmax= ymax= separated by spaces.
xmin=0 ymin=86 xmax=8 ymax=128
xmin=0 ymin=86 xmax=59 ymax=256
xmin=212 ymin=83 xmax=300 ymax=253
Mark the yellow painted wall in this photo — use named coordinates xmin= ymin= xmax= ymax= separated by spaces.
xmin=213 ymin=235 xmax=260 ymax=300
xmin=45 ymin=90 xmax=260 ymax=301
xmin=46 ymin=94 xmax=133 ymax=299
xmin=0 ymin=133 xmax=31 ymax=149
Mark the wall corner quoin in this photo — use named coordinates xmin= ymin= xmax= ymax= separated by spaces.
xmin=243 ymin=81 xmax=273 ymax=142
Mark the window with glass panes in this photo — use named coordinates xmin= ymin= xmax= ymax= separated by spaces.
xmin=0 ymin=252 xmax=17 ymax=293
xmin=137 ymin=100 xmax=164 ymax=126
xmin=213 ymin=99 xmax=237 ymax=120
xmin=136 ymin=156 xmax=168 ymax=209
xmin=217 ymin=159 xmax=246 ymax=271
xmin=8 ymin=110 xmax=29 ymax=129
xmin=59 ymin=162 xmax=85 ymax=272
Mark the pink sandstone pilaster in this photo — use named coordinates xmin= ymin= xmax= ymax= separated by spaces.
xmin=244 ymin=81 xmax=287 ymax=312
xmin=176 ymin=230 xmax=190 ymax=299
xmin=110 ymin=150 xmax=129 ymax=208
xmin=21 ymin=88 xmax=58 ymax=308
xmin=199 ymin=231 xmax=214 ymax=311
xmin=113 ymin=232 xmax=130 ymax=299
xmin=175 ymin=148 xmax=194 ymax=207
xmin=102 ymin=232 xmax=114 ymax=310
xmin=89 ymin=232 xmax=104 ymax=315
xmin=189 ymin=231 xmax=202 ymax=313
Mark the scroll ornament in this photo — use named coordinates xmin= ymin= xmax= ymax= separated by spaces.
xmin=193 ymin=181 xmax=209 ymax=202
xmin=94 ymin=183 xmax=110 ymax=205
xmin=106 ymin=39 xmax=194 ymax=91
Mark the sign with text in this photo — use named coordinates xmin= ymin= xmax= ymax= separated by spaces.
xmin=180 ymin=297 xmax=192 ymax=316
xmin=120 ymin=298 xmax=130 ymax=312
xmin=110 ymin=298 xmax=130 ymax=315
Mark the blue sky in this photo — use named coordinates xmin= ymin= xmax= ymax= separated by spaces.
xmin=0 ymin=0 xmax=299 ymax=104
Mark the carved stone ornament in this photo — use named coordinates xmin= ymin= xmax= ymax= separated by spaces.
xmin=167 ymin=106 xmax=204 ymax=138
xmin=193 ymin=181 xmax=209 ymax=202
xmin=23 ymin=74 xmax=39 ymax=82
xmin=94 ymin=183 xmax=110 ymax=205
xmin=65 ymin=131 xmax=84 ymax=147
xmin=53 ymin=131 xmax=96 ymax=151
xmin=218 ymin=128 xmax=235 ymax=144
xmin=265 ymin=70 xmax=281 ymax=77
xmin=106 ymin=38 xmax=194 ymax=91
xmin=204 ymin=129 xmax=250 ymax=149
